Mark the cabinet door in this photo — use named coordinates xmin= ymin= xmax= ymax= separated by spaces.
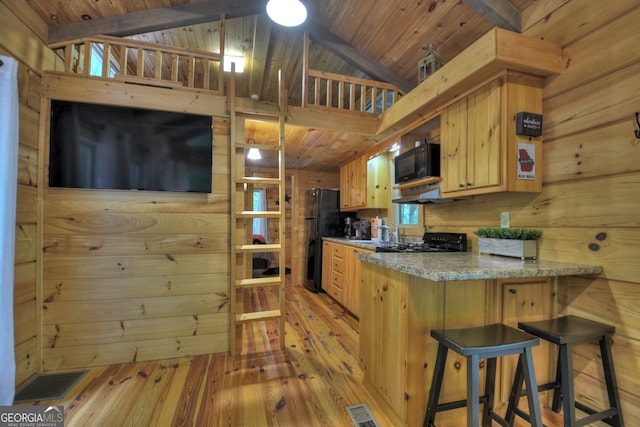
xmin=467 ymin=79 xmax=501 ymax=191
xmin=352 ymin=156 xmax=367 ymax=208
xmin=366 ymin=155 xmax=389 ymax=209
xmin=321 ymin=241 xmax=333 ymax=292
xmin=500 ymin=278 xmax=553 ymax=401
xmin=343 ymin=247 xmax=374 ymax=317
xmin=339 ymin=165 xmax=350 ymax=209
xmin=441 ymin=98 xmax=468 ymax=193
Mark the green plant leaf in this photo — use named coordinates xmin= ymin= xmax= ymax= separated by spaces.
xmin=474 ymin=227 xmax=541 ymax=240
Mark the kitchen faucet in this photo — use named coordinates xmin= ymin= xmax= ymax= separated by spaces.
xmin=379 ymin=223 xmax=399 ymax=243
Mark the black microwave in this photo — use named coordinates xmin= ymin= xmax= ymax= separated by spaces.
xmin=394 ymin=142 xmax=440 ymax=184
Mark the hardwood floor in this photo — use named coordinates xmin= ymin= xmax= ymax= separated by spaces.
xmin=18 ymin=278 xmax=567 ymax=426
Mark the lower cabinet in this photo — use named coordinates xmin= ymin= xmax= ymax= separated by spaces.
xmin=322 ymin=241 xmax=373 ymax=317
xmin=359 ymin=264 xmax=553 ymax=427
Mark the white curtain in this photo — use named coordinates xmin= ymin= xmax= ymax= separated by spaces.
xmin=0 ymin=55 xmax=19 ymax=405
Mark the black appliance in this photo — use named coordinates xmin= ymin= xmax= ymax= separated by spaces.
xmin=304 ymin=189 xmax=355 ymax=292
xmin=376 ymin=232 xmax=467 ymax=253
xmin=394 ymin=142 xmax=440 ymax=184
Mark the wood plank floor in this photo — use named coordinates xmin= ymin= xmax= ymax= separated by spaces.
xmin=18 ymin=278 xmax=567 ymax=426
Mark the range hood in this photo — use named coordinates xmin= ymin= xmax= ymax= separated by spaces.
xmin=392 ymin=182 xmax=455 ymax=204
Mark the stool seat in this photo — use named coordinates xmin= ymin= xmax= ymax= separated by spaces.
xmin=506 ymin=315 xmax=624 ymax=427
xmin=432 ymin=323 xmax=540 ymax=356
xmin=518 ymin=315 xmax=615 ymax=345
xmin=424 ymin=323 xmax=543 ymax=427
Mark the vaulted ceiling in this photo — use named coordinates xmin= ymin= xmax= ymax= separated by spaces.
xmin=24 ymin=0 xmax=536 ymax=170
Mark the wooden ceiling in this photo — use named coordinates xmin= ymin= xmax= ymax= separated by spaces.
xmin=23 ymin=0 xmax=535 ymax=170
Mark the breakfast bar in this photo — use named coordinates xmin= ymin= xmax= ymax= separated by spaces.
xmin=356 ymin=252 xmax=602 ymax=427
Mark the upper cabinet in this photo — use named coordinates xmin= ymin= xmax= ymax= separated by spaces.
xmin=440 ymin=71 xmax=544 ymax=197
xmin=340 ymin=154 xmax=389 ymax=211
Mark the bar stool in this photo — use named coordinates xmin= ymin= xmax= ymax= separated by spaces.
xmin=423 ymin=323 xmax=543 ymax=427
xmin=505 ymin=315 xmax=624 ymax=427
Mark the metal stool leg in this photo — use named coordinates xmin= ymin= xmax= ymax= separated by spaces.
xmin=599 ymin=335 xmax=624 ymax=427
xmin=467 ymin=354 xmax=480 ymax=427
xmin=558 ymin=343 xmax=576 ymax=427
xmin=482 ymin=357 xmax=497 ymax=427
xmin=424 ymin=343 xmax=448 ymax=427
xmin=521 ymin=347 xmax=544 ymax=427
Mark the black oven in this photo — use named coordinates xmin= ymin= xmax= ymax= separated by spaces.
xmin=394 ymin=142 xmax=440 ymax=184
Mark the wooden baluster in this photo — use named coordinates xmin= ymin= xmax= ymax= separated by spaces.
xmin=170 ymin=54 xmax=179 ymax=83
xmin=326 ymin=78 xmax=332 ymax=108
xmin=83 ymin=41 xmax=92 ymax=75
xmin=101 ymin=43 xmax=110 ymax=78
xmin=64 ymin=44 xmax=73 ymax=73
xmin=154 ymin=49 xmax=162 ymax=81
xmin=187 ymin=55 xmax=195 ymax=88
xmin=136 ymin=48 xmax=144 ymax=77
xmin=313 ymin=77 xmax=320 ymax=106
xmin=349 ymin=83 xmax=356 ymax=111
xmin=361 ymin=84 xmax=367 ymax=112
xmin=338 ymin=80 xmax=344 ymax=109
xmin=119 ymin=45 xmax=127 ymax=76
xmin=203 ymin=59 xmax=210 ymax=90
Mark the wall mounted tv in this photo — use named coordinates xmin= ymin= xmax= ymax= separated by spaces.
xmin=49 ymin=100 xmax=213 ymax=193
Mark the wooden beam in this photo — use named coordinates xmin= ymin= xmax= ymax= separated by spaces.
xmin=48 ymin=0 xmax=264 ymax=45
xmin=462 ymin=0 xmax=521 ymax=32
xmin=304 ymin=20 xmax=414 ymax=94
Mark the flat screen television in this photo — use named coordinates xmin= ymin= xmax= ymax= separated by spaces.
xmin=49 ymin=100 xmax=213 ymax=193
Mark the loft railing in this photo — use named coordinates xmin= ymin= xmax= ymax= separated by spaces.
xmin=303 ymin=69 xmax=403 ymax=113
xmin=49 ymin=35 xmax=224 ymax=94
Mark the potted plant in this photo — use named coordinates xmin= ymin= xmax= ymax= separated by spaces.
xmin=475 ymin=227 xmax=542 ymax=259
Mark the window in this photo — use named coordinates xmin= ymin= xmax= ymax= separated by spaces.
xmin=89 ymin=44 xmax=119 ymax=78
xmin=252 ymin=188 xmax=269 ymax=241
xmin=397 ymin=203 xmax=420 ymax=226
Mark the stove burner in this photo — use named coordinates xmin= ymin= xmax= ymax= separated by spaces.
xmin=375 ymin=232 xmax=467 ymax=253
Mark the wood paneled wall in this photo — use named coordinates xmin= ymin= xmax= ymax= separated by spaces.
xmin=427 ymin=2 xmax=640 ymax=424
xmin=37 ymin=76 xmax=231 ymax=370
xmin=0 ymin=0 xmax=58 ymax=386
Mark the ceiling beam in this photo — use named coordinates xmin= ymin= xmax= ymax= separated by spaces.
xmin=48 ymin=0 xmax=265 ymax=45
xmin=304 ymin=20 xmax=414 ymax=94
xmin=461 ymin=0 xmax=521 ymax=32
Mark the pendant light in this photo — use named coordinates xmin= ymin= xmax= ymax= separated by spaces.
xmin=266 ymin=0 xmax=307 ymax=27
xmin=246 ymin=138 xmax=261 ymax=160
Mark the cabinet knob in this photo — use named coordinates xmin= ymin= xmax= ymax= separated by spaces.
xmin=509 ymin=288 xmax=517 ymax=294
xmin=467 ymin=182 xmax=473 ymax=187
xmin=459 ymin=183 xmax=465 ymax=188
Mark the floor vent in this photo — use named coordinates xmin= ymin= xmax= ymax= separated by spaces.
xmin=346 ymin=403 xmax=381 ymax=427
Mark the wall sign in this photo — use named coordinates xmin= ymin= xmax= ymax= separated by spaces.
xmin=517 ymin=142 xmax=536 ymax=180
xmin=516 ymin=112 xmax=543 ymax=137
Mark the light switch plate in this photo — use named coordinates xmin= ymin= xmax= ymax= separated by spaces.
xmin=500 ymin=212 xmax=510 ymax=228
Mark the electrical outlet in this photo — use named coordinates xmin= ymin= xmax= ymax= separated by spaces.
xmin=500 ymin=212 xmax=510 ymax=228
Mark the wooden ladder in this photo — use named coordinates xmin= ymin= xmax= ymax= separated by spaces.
xmin=229 ymin=71 xmax=287 ymax=355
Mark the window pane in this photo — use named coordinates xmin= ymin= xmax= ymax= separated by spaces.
xmin=398 ymin=204 xmax=419 ymax=225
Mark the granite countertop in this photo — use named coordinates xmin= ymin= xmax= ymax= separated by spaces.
xmin=357 ymin=251 xmax=603 ymax=282
xmin=323 ymin=237 xmax=382 ymax=250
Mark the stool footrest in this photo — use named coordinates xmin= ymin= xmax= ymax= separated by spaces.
xmin=435 ymin=395 xmax=489 ymax=412
xmin=574 ymin=403 xmax=619 ymax=427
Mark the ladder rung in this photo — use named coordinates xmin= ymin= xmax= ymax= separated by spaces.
xmin=236 ymin=210 xmax=282 ymax=218
xmin=236 ymin=309 xmax=281 ymax=323
xmin=235 ymin=143 xmax=280 ymax=151
xmin=236 ymin=243 xmax=281 ymax=252
xmin=236 ymin=277 xmax=282 ymax=287
xmin=236 ymin=177 xmax=281 ymax=185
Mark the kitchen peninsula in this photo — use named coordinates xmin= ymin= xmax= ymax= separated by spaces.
xmin=356 ymin=252 xmax=602 ymax=427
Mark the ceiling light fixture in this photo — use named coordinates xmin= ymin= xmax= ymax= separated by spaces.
xmin=266 ymin=0 xmax=307 ymax=27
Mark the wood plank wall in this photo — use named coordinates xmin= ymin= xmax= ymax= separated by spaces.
xmin=37 ymin=76 xmax=231 ymax=370
xmin=426 ymin=2 xmax=640 ymax=424
xmin=0 ymin=0 xmax=58 ymax=386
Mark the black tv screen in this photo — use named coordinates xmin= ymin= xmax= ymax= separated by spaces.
xmin=49 ymin=100 xmax=213 ymax=193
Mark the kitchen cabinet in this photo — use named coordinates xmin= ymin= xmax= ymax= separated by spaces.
xmin=340 ymin=154 xmax=389 ymax=211
xmin=440 ymin=71 xmax=544 ymax=197
xmin=322 ymin=241 xmax=374 ymax=317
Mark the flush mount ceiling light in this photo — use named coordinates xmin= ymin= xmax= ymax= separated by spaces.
xmin=266 ymin=0 xmax=307 ymax=27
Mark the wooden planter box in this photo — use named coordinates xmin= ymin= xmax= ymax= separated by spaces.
xmin=477 ymin=238 xmax=537 ymax=259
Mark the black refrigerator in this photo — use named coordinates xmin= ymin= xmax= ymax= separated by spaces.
xmin=304 ymin=188 xmax=355 ymax=292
